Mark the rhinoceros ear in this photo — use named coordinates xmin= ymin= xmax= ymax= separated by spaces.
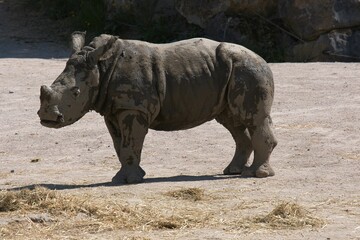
xmin=71 ymin=31 xmax=86 ymax=53
xmin=86 ymin=35 xmax=118 ymax=68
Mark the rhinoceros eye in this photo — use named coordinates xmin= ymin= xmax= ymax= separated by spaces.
xmin=71 ymin=87 xmax=80 ymax=97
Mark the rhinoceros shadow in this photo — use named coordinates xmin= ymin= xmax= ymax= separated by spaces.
xmin=5 ymin=174 xmax=240 ymax=191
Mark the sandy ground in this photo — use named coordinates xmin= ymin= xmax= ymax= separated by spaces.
xmin=1 ymin=1 xmax=360 ymax=240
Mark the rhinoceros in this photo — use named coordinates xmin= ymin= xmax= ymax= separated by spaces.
xmin=37 ymin=31 xmax=277 ymax=184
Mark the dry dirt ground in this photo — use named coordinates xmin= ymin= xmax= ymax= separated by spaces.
xmin=1 ymin=1 xmax=360 ymax=240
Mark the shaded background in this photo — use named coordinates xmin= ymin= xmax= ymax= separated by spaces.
xmin=2 ymin=0 xmax=360 ymax=61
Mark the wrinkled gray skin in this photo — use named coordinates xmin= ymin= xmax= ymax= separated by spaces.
xmin=38 ymin=31 xmax=277 ymax=184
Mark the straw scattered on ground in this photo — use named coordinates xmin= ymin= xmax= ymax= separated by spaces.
xmin=0 ymin=187 xmax=97 ymax=215
xmin=0 ymin=187 xmax=210 ymax=238
xmin=165 ymin=187 xmax=205 ymax=201
xmin=252 ymin=202 xmax=326 ymax=229
xmin=0 ymin=188 xmax=327 ymax=239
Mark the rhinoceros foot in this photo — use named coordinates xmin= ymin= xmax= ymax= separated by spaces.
xmin=223 ymin=164 xmax=243 ymax=175
xmin=112 ymin=165 xmax=146 ymax=184
xmin=241 ymin=163 xmax=275 ymax=178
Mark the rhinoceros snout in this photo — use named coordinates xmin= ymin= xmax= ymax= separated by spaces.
xmin=38 ymin=105 xmax=64 ymax=127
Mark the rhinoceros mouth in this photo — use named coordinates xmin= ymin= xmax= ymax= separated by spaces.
xmin=40 ymin=115 xmax=65 ymax=128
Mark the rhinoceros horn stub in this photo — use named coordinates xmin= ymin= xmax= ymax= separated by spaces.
xmin=71 ymin=31 xmax=86 ymax=53
xmin=40 ymin=85 xmax=55 ymax=102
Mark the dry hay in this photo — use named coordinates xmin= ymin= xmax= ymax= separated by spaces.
xmin=252 ymin=202 xmax=325 ymax=229
xmin=0 ymin=187 xmax=210 ymax=238
xmin=0 ymin=188 xmax=327 ymax=238
xmin=0 ymin=187 xmax=97 ymax=215
xmin=165 ymin=187 xmax=204 ymax=201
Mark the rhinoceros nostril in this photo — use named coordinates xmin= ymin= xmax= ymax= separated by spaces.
xmin=57 ymin=113 xmax=64 ymax=123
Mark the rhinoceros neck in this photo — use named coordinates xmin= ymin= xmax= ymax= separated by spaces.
xmin=91 ymin=51 xmax=121 ymax=116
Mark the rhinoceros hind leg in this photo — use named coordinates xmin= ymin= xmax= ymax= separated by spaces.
xmin=112 ymin=165 xmax=146 ymax=184
xmin=242 ymin=116 xmax=277 ymax=178
xmin=216 ymin=111 xmax=253 ymax=175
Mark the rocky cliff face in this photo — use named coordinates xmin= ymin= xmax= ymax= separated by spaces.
xmin=105 ymin=0 xmax=360 ymax=62
xmin=279 ymin=0 xmax=360 ymax=61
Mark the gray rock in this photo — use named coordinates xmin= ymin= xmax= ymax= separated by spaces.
xmin=204 ymin=13 xmax=247 ymax=43
xmin=175 ymin=0 xmax=230 ymax=28
xmin=104 ymin=0 xmax=360 ymax=62
xmin=104 ymin=0 xmax=176 ymax=19
xmin=279 ymin=0 xmax=360 ymax=41
xmin=287 ymin=29 xmax=360 ymax=62
xmin=175 ymin=0 xmax=277 ymax=28
xmin=229 ymin=0 xmax=278 ymax=16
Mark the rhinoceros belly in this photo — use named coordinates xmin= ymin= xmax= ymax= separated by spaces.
xmin=150 ymin=87 xmax=226 ymax=130
xmin=150 ymin=63 xmax=228 ymax=131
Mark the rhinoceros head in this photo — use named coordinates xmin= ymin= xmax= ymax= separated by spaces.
xmin=38 ymin=31 xmax=117 ymax=128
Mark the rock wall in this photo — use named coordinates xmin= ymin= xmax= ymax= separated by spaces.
xmin=105 ymin=0 xmax=360 ymax=62
xmin=104 ymin=0 xmax=177 ymax=19
xmin=279 ymin=0 xmax=360 ymax=41
xmin=279 ymin=0 xmax=360 ymax=61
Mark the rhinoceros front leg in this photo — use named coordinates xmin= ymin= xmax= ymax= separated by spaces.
xmin=105 ymin=110 xmax=148 ymax=184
